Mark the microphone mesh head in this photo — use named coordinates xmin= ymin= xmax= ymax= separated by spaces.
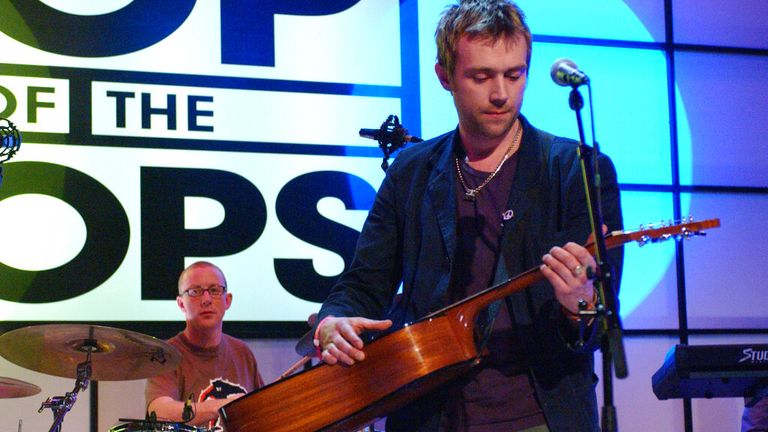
xmin=1 ymin=118 xmax=22 ymax=163
xmin=550 ymin=58 xmax=579 ymax=87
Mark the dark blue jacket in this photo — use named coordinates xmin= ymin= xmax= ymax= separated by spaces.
xmin=319 ymin=116 xmax=624 ymax=431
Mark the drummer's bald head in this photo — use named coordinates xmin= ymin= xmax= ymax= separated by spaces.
xmin=177 ymin=261 xmax=227 ymax=295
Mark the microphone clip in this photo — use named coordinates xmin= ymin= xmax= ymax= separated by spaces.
xmin=375 ymin=115 xmax=405 ymax=172
xmin=360 ymin=115 xmax=422 ymax=171
xmin=361 ymin=114 xmax=422 ymax=172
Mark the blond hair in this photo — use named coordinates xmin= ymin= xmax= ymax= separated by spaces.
xmin=436 ymin=0 xmax=532 ymax=77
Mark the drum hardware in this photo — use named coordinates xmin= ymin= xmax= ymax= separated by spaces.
xmin=0 ymin=324 xmax=182 ymax=432
xmin=37 ymin=350 xmax=92 ymax=432
xmin=109 ymin=417 xmax=200 ymax=431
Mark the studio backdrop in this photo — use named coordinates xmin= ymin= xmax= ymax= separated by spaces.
xmin=1 ymin=0 xmax=766 ymax=338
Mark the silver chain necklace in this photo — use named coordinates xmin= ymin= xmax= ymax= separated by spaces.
xmin=455 ymin=122 xmax=522 ymax=201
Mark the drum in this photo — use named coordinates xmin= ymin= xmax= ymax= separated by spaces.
xmin=108 ymin=420 xmax=198 ymax=432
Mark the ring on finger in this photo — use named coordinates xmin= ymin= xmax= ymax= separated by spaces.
xmin=571 ymin=264 xmax=584 ymax=277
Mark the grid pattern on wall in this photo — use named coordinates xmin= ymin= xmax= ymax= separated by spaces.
xmin=502 ymin=0 xmax=768 ymax=336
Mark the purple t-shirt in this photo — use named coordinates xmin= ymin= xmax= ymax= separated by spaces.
xmin=445 ymin=149 xmax=548 ymax=431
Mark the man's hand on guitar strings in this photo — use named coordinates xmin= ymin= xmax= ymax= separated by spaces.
xmin=540 ymin=241 xmax=598 ymax=316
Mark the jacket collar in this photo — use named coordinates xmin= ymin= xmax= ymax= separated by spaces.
xmin=503 ymin=115 xmax=543 ymax=229
xmin=426 ymin=130 xmax=460 ymax=258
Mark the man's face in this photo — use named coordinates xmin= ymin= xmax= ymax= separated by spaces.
xmin=177 ymin=265 xmax=231 ymax=331
xmin=436 ymin=34 xmax=528 ymax=149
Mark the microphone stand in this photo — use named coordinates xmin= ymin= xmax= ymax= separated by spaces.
xmin=566 ymin=85 xmax=627 ymax=432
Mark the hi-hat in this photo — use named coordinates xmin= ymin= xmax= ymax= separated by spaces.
xmin=0 ymin=324 xmax=181 ymax=381
xmin=0 ymin=376 xmax=41 ymax=398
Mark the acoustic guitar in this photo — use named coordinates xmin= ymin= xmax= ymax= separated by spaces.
xmin=220 ymin=218 xmax=720 ymax=432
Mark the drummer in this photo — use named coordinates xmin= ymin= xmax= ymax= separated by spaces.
xmin=145 ymin=261 xmax=264 ymax=430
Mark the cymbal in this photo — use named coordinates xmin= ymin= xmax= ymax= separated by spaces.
xmin=0 ymin=377 xmax=41 ymax=398
xmin=0 ymin=324 xmax=181 ymax=381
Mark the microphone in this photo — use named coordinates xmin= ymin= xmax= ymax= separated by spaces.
xmin=1 ymin=117 xmax=22 ymax=164
xmin=550 ymin=58 xmax=590 ymax=87
xmin=363 ymin=114 xmax=423 ymax=172
xmin=359 ymin=127 xmax=423 ymax=146
xmin=182 ymin=393 xmax=194 ymax=422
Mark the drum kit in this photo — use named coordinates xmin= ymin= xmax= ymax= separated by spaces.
xmin=0 ymin=323 xmax=204 ymax=432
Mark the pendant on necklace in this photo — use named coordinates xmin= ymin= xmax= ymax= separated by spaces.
xmin=463 ymin=190 xmax=478 ymax=201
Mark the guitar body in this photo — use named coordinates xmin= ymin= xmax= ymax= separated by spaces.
xmin=220 ymin=311 xmax=480 ymax=432
xmin=220 ymin=219 xmax=720 ymax=432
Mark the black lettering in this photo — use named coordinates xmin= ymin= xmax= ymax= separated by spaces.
xmin=188 ymin=95 xmax=214 ymax=132
xmin=0 ymin=85 xmax=17 ymax=118
xmin=142 ymin=93 xmax=177 ymax=130
xmin=27 ymin=86 xmax=55 ymax=123
xmin=274 ymin=171 xmax=375 ymax=302
xmin=140 ymin=167 xmax=267 ymax=300
xmin=220 ymin=0 xmax=361 ymax=67
xmin=0 ymin=162 xmax=130 ymax=303
xmin=0 ymin=0 xmax=195 ymax=57
xmin=107 ymin=91 xmax=136 ymax=128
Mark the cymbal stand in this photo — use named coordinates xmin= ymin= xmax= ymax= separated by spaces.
xmin=39 ymin=350 xmax=92 ymax=432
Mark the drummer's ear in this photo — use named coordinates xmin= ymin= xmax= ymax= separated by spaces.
xmin=224 ymin=292 xmax=233 ymax=310
xmin=177 ymin=295 xmax=186 ymax=312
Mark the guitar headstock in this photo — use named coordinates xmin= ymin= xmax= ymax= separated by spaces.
xmin=606 ymin=217 xmax=721 ymax=249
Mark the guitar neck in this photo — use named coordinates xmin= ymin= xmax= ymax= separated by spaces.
xmin=422 ymin=218 xmax=721 ymax=324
